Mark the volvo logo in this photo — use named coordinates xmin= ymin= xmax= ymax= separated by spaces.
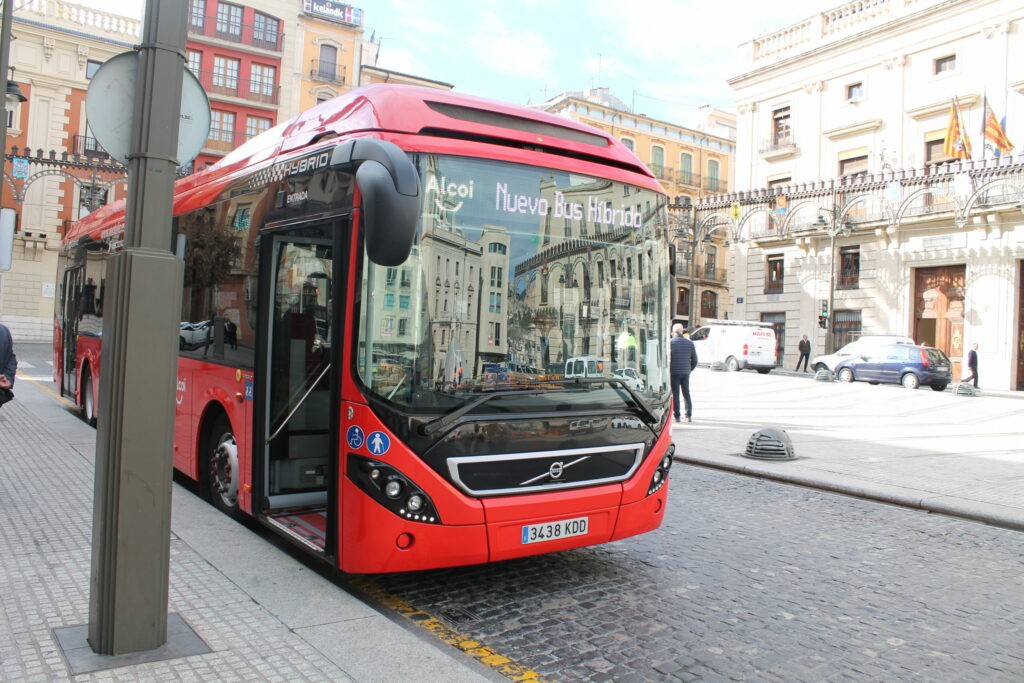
xmin=549 ymin=461 xmax=564 ymax=479
xmin=519 ymin=455 xmax=591 ymax=487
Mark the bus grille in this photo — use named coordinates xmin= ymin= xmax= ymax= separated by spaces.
xmin=446 ymin=443 xmax=646 ymax=497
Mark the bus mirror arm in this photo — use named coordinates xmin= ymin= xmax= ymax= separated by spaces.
xmin=330 ymin=139 xmax=420 ymax=267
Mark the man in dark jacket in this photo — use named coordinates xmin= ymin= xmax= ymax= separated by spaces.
xmin=0 ymin=323 xmax=16 ymax=407
xmin=963 ymin=343 xmax=978 ymax=388
xmin=796 ymin=334 xmax=811 ymax=372
xmin=670 ymin=323 xmax=697 ymax=423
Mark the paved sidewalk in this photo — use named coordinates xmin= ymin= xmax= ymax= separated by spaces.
xmin=670 ymin=368 xmax=1024 ymax=532
xmin=0 ymin=377 xmax=497 ymax=682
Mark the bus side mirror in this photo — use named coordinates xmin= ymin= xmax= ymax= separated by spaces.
xmin=333 ymin=139 xmax=421 ymax=267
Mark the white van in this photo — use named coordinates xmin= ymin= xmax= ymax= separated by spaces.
xmin=688 ymin=320 xmax=777 ymax=373
xmin=564 ymin=355 xmax=606 ymax=379
xmin=810 ymin=335 xmax=915 ymax=373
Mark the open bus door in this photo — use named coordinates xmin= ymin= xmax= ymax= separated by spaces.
xmin=60 ymin=266 xmax=85 ymax=397
xmin=256 ymin=219 xmax=343 ymax=557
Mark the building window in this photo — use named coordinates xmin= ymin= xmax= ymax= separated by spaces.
xmin=186 ymin=50 xmax=202 ymax=76
xmin=925 ymin=138 xmax=950 ymax=165
xmin=215 ymin=2 xmax=243 ymax=40
xmin=839 ymin=155 xmax=868 ymax=177
xmin=245 ymin=116 xmax=271 ymax=140
xmin=489 ymin=292 xmax=502 ymax=313
xmin=767 ymin=176 xmax=791 ymax=190
xmin=400 ymin=268 xmax=411 ymax=287
xmin=209 ymin=110 xmax=235 ymax=143
xmin=679 ymin=152 xmax=693 ymax=185
xmin=252 ymin=12 xmax=279 ymax=49
xmin=838 ymin=246 xmax=860 ymax=289
xmin=488 ymin=242 xmax=506 ymax=254
xmin=385 ymin=268 xmax=397 ymax=286
xmin=489 ymin=266 xmax=502 ymax=288
xmin=620 ymin=137 xmax=634 ymax=152
xmin=703 ymin=246 xmax=717 ymax=280
xmin=250 ymin=64 xmax=276 ymax=98
xmin=832 ymin=309 xmax=862 ymax=351
xmin=399 ymin=294 xmax=410 ymax=310
xmin=384 ymin=293 xmax=395 ymax=309
xmin=398 ymin=318 xmax=408 ymax=336
xmin=765 ymin=254 xmax=784 ymax=294
xmin=650 ymin=145 xmax=665 ymax=177
xmin=212 ymin=56 xmax=239 ymax=90
xmin=934 ymin=55 xmax=956 ymax=75
xmin=188 ymin=0 xmax=205 ymax=30
xmin=772 ymin=106 xmax=791 ymax=145
xmin=700 ymin=290 xmax=718 ymax=318
xmin=676 ymin=287 xmax=689 ymax=316
xmin=85 ymin=60 xmax=102 ymax=79
xmin=846 ymin=82 xmax=864 ymax=101
xmin=316 ymin=44 xmax=338 ymax=80
xmin=706 ymin=159 xmax=720 ymax=192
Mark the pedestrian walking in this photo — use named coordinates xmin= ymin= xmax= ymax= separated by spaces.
xmin=796 ymin=334 xmax=811 ymax=372
xmin=670 ymin=323 xmax=697 ymax=424
xmin=963 ymin=342 xmax=979 ymax=388
xmin=224 ymin=319 xmax=238 ymax=349
xmin=0 ymin=323 xmax=17 ymax=408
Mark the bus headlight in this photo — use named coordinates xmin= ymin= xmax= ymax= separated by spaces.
xmin=348 ymin=454 xmax=441 ymax=524
xmin=647 ymin=444 xmax=674 ymax=496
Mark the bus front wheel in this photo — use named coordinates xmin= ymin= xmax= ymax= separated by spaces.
xmin=82 ymin=371 xmax=97 ymax=427
xmin=205 ymin=415 xmax=240 ymax=517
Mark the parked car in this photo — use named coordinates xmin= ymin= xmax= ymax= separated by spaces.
xmin=834 ymin=343 xmax=951 ymax=390
xmin=689 ymin=320 xmax=776 ymax=373
xmin=811 ymin=335 xmax=915 ymax=373
xmin=179 ymin=320 xmax=213 ymax=349
xmin=612 ymin=367 xmax=644 ymax=391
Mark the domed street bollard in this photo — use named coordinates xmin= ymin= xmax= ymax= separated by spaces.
xmin=744 ymin=428 xmax=796 ymax=460
xmin=953 ymin=383 xmax=979 ymax=397
xmin=814 ymin=369 xmax=835 ymax=382
xmin=710 ymin=361 xmax=726 ymax=371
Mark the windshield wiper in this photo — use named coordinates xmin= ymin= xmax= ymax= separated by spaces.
xmin=420 ymin=389 xmax=545 ymax=436
xmin=541 ymin=377 xmax=659 ymax=425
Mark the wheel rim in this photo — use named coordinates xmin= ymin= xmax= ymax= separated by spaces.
xmin=839 ymin=369 xmax=853 ymax=382
xmin=903 ymin=374 xmax=919 ymax=389
xmin=727 ymin=358 xmax=738 ymax=371
xmin=211 ymin=431 xmax=239 ymax=508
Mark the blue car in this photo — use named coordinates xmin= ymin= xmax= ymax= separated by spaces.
xmin=834 ymin=343 xmax=952 ymax=391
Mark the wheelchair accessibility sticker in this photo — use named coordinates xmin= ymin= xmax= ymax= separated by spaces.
xmin=346 ymin=425 xmax=365 ymax=450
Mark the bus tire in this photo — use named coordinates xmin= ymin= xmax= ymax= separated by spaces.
xmin=204 ymin=414 xmax=241 ymax=517
xmin=82 ymin=371 xmax=97 ymax=427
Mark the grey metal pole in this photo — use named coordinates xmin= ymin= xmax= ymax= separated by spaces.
xmin=826 ymin=225 xmax=837 ymax=355
xmin=88 ymin=0 xmax=187 ymax=655
xmin=689 ymin=234 xmax=697 ymax=328
xmin=1 ymin=0 xmax=13 ymax=209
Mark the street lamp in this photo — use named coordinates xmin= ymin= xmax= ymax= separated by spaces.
xmin=667 ymin=196 xmax=728 ymax=329
xmin=0 ymin=6 xmax=27 ymax=267
xmin=815 ymin=209 xmax=852 ymax=354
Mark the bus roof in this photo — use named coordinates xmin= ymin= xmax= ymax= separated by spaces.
xmin=64 ymin=84 xmax=660 ymax=246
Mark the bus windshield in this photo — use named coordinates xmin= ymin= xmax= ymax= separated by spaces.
xmin=357 ymin=154 xmax=671 ymax=416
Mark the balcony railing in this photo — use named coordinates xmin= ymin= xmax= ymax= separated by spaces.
xmin=204 ymin=128 xmax=258 ymax=154
xmin=72 ymin=134 xmax=109 ymax=161
xmin=194 ymin=68 xmax=279 ymax=105
xmin=650 ymin=165 xmax=728 ymax=192
xmin=188 ymin=15 xmax=284 ymax=51
xmin=310 ymin=60 xmax=346 ymax=85
xmin=759 ymin=136 xmax=798 ymax=157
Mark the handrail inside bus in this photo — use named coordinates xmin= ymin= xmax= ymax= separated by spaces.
xmin=266 ymin=362 xmax=332 ymax=444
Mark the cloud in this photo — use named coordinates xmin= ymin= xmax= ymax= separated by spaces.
xmin=468 ymin=11 xmax=556 ymax=81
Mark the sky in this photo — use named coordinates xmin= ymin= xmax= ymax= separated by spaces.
xmin=76 ymin=0 xmax=813 ymax=126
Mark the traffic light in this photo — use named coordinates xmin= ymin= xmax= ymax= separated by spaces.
xmin=818 ymin=314 xmax=828 ymax=329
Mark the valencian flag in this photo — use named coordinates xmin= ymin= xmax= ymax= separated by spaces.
xmin=943 ymin=97 xmax=972 ymax=159
xmin=982 ymin=94 xmax=1013 ymax=155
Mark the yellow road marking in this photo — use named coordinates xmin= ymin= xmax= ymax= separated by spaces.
xmin=351 ymin=578 xmax=549 ymax=682
xmin=17 ymin=370 xmax=76 ymax=406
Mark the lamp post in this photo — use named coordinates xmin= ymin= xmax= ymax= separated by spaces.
xmin=815 ymin=208 xmax=852 ymax=355
xmin=667 ymin=196 xmax=727 ymax=329
xmin=1 ymin=1 xmax=28 ymax=209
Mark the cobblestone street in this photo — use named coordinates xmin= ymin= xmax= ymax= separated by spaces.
xmin=363 ymin=465 xmax=1024 ymax=682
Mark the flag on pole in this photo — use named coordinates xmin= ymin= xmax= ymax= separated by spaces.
xmin=943 ymin=97 xmax=972 ymax=159
xmin=981 ymin=94 xmax=1013 ymax=155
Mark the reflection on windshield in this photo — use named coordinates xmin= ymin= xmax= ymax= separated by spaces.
xmin=357 ymin=155 xmax=672 ymax=414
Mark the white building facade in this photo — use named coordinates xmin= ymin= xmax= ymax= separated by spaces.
xmin=716 ymin=0 xmax=1024 ymax=389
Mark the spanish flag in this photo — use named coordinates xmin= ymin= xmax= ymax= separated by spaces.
xmin=982 ymin=95 xmax=1013 ymax=154
xmin=943 ymin=97 xmax=972 ymax=159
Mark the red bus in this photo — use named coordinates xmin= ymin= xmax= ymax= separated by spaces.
xmin=55 ymin=84 xmax=676 ymax=573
